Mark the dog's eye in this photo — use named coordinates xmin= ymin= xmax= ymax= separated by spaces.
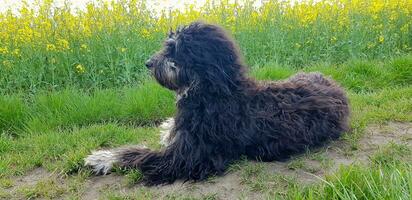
xmin=167 ymin=44 xmax=175 ymax=53
xmin=163 ymin=47 xmax=176 ymax=58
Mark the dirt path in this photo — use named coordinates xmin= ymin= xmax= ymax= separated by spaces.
xmin=4 ymin=122 xmax=411 ymax=199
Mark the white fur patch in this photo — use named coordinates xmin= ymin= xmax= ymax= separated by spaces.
xmin=165 ymin=61 xmax=178 ymax=79
xmin=176 ymin=87 xmax=190 ymax=102
xmin=159 ymin=118 xmax=175 ymax=147
xmin=84 ymin=150 xmax=118 ymax=175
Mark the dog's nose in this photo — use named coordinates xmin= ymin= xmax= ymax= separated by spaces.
xmin=145 ymin=59 xmax=153 ymax=69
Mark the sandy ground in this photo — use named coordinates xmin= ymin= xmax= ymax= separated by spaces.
xmin=4 ymin=122 xmax=412 ymax=199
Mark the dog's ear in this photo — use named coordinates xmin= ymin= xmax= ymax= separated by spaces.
xmin=176 ymin=25 xmax=186 ymax=35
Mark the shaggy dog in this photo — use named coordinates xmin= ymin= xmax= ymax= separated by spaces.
xmin=85 ymin=22 xmax=350 ymax=185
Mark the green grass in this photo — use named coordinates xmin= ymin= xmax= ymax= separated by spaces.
xmin=0 ymin=124 xmax=161 ymax=177
xmin=0 ymin=55 xmax=411 ymax=199
xmin=1 ymin=55 xmax=411 ymax=136
xmin=282 ymin=143 xmax=412 ymax=200
xmin=17 ymin=178 xmax=66 ymax=199
xmin=222 ymin=143 xmax=412 ymax=200
xmin=0 ymin=81 xmax=175 ymax=135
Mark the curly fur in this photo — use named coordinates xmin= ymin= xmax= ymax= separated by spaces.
xmin=85 ymin=21 xmax=350 ymax=185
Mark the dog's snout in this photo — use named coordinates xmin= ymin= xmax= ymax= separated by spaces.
xmin=145 ymin=59 xmax=153 ymax=69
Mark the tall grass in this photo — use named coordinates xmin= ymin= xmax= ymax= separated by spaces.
xmin=0 ymin=81 xmax=175 ymax=135
xmin=1 ymin=55 xmax=411 ymax=136
xmin=0 ymin=0 xmax=411 ymax=93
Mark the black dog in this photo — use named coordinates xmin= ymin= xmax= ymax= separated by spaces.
xmin=85 ymin=21 xmax=350 ymax=185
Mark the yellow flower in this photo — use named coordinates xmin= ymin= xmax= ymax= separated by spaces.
xmin=330 ymin=36 xmax=337 ymax=43
xmin=120 ymin=47 xmax=127 ymax=53
xmin=0 ymin=47 xmax=9 ymax=54
xmin=75 ymin=64 xmax=86 ymax=74
xmin=13 ymin=49 xmax=21 ymax=57
xmin=140 ymin=29 xmax=151 ymax=39
xmin=378 ymin=35 xmax=385 ymax=43
xmin=57 ymin=39 xmax=70 ymax=51
xmin=374 ymin=24 xmax=383 ymax=30
xmin=80 ymin=44 xmax=88 ymax=50
xmin=46 ymin=44 xmax=56 ymax=51
xmin=2 ymin=60 xmax=12 ymax=69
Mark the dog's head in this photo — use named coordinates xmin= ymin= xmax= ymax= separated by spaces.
xmin=145 ymin=21 xmax=246 ymax=94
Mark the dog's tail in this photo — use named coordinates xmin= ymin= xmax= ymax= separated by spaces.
xmin=85 ymin=146 xmax=178 ymax=185
xmin=118 ymin=147 xmax=179 ymax=185
xmin=85 ymin=141 xmax=230 ymax=185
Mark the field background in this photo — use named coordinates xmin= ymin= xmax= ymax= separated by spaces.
xmin=0 ymin=0 xmax=411 ymax=199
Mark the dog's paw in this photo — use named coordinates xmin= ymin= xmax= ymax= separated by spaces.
xmin=84 ymin=150 xmax=119 ymax=175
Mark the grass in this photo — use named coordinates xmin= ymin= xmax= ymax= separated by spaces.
xmin=0 ymin=55 xmax=411 ymax=199
xmin=18 ymin=178 xmax=66 ymax=199
xmin=0 ymin=124 xmax=161 ymax=177
xmin=1 ymin=55 xmax=410 ymax=136
xmin=226 ymin=143 xmax=412 ymax=200
xmin=282 ymin=144 xmax=412 ymax=200
xmin=0 ymin=81 xmax=175 ymax=135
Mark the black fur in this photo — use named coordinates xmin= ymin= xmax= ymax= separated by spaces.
xmin=119 ymin=22 xmax=350 ymax=185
